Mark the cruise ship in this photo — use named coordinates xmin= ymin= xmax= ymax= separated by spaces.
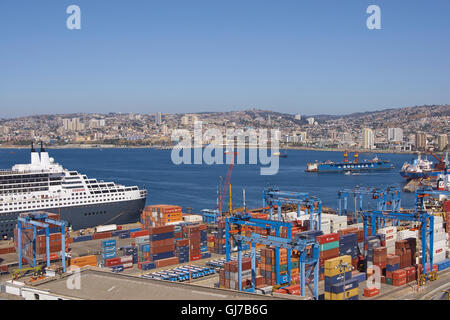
xmin=0 ymin=144 xmax=147 ymax=239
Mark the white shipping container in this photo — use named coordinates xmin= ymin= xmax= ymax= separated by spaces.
xmin=397 ymin=230 xmax=417 ymax=240
xmin=385 ymin=239 xmax=396 ymax=248
xmin=96 ymin=224 xmax=117 ymax=233
xmin=434 ymin=232 xmax=447 ymax=243
xmin=433 ymin=240 xmax=447 ymax=251
xmin=120 ymin=256 xmax=133 ymax=263
xmin=183 ymin=214 xmax=203 ymax=223
xmin=378 ymin=226 xmax=397 ymax=235
xmin=434 ymin=252 xmax=446 ymax=263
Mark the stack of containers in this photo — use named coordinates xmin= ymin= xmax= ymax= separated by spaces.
xmin=136 ymin=235 xmax=150 ymax=262
xmin=316 ymin=233 xmax=340 ymax=280
xmin=378 ymin=226 xmax=397 ymax=254
xmin=373 ymin=247 xmax=387 ymax=283
xmin=258 ymin=247 xmax=292 ymax=285
xmin=220 ymin=258 xmax=258 ymax=290
xmin=184 ymin=225 xmax=201 ymax=261
xmin=207 ymin=235 xmax=215 ymax=252
xmin=141 ymin=205 xmax=183 ymax=227
xmin=322 ymin=214 xmax=347 ymax=233
xmin=149 ymin=225 xmax=177 ymax=267
xmin=404 ymin=266 xmax=417 ymax=283
xmin=174 ymin=225 xmax=183 ymax=240
xmin=110 ymin=255 xmax=133 ymax=272
xmin=324 ymin=255 xmax=358 ymax=300
xmin=395 ymin=239 xmax=416 ymax=269
xmin=200 ymin=226 xmax=208 ymax=253
xmin=121 ymin=245 xmax=138 ymax=264
xmin=259 ymin=247 xmax=276 ymax=285
xmin=214 ymin=227 xmax=226 ymax=254
xmin=339 ymin=233 xmax=359 ymax=266
xmin=391 ymin=269 xmax=407 ymax=286
xmin=321 ymin=218 xmax=331 ymax=234
xmin=175 ymin=238 xmax=190 ymax=263
xmin=385 ymin=254 xmax=400 ymax=285
xmin=101 ymin=239 xmax=117 ymax=266
xmin=432 ymin=216 xmax=447 ymax=263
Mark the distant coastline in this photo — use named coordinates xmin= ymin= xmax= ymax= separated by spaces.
xmin=0 ymin=144 xmax=419 ymax=155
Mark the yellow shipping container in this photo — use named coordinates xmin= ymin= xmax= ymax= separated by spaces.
xmin=324 ymin=255 xmax=352 ymax=269
xmin=327 ymin=288 xmax=359 ymax=300
xmin=324 ymin=265 xmax=352 ymax=277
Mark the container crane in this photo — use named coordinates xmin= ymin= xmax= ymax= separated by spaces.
xmin=217 ymin=152 xmax=238 ymax=217
xmin=427 ymin=149 xmax=445 ymax=170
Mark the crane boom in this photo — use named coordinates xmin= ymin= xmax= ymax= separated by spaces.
xmin=218 ymin=152 xmax=237 ymax=216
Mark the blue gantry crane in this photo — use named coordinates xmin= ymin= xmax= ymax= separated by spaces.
xmin=361 ymin=210 xmax=434 ymax=274
xmin=338 ymin=186 xmax=401 ymax=224
xmin=225 ymin=213 xmax=320 ymax=299
xmin=17 ymin=212 xmax=68 ymax=273
xmin=263 ymin=186 xmax=322 ymax=230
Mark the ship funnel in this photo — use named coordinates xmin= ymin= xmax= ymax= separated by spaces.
xmin=31 ymin=142 xmax=40 ymax=165
xmin=40 ymin=141 xmax=50 ymax=168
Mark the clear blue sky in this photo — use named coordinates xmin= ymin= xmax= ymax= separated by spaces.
xmin=1 ymin=0 xmax=450 ymax=118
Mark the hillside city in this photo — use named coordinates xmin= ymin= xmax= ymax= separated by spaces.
xmin=0 ymin=105 xmax=448 ymax=152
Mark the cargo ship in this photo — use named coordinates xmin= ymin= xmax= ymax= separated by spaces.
xmin=400 ymin=151 xmax=449 ymax=180
xmin=306 ymin=152 xmax=394 ymax=173
xmin=0 ymin=144 xmax=147 ymax=239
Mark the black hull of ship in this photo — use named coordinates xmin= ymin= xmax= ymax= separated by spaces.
xmin=0 ymin=198 xmax=146 ymax=239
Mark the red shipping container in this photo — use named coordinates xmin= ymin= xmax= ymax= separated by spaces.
xmin=319 ymin=248 xmax=340 ymax=260
xmin=130 ymin=230 xmax=149 ymax=238
xmin=316 ymin=233 xmax=339 ymax=244
xmin=364 ymin=287 xmax=379 ymax=297
xmin=150 ymin=244 xmax=175 ymax=254
xmin=392 ymin=269 xmax=406 ymax=280
xmin=104 ymin=258 xmax=122 ymax=267
xmin=155 ymin=257 xmax=179 ymax=268
xmin=190 ymin=254 xmax=201 ymax=261
xmin=393 ymin=278 xmax=406 ymax=286
xmin=387 ymin=254 xmax=400 ymax=265
xmin=151 ymin=238 xmax=175 ymax=248
xmin=176 ymin=239 xmax=189 ymax=246
xmin=149 ymin=225 xmax=175 ymax=235
xmin=93 ymin=232 xmax=113 ymax=240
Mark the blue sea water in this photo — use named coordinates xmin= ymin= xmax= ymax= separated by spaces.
xmin=0 ymin=148 xmax=418 ymax=215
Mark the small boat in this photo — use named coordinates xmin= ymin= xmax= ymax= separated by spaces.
xmin=273 ymin=150 xmax=288 ymax=158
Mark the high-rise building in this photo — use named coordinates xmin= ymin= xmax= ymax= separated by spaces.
xmin=415 ymin=132 xmax=427 ymax=150
xmin=362 ymin=128 xmax=375 ymax=149
xmin=294 ymin=114 xmax=301 ymax=120
xmin=63 ymin=118 xmax=84 ymax=131
xmin=437 ymin=134 xmax=448 ymax=151
xmin=387 ymin=128 xmax=403 ymax=142
xmin=155 ymin=112 xmax=162 ymax=125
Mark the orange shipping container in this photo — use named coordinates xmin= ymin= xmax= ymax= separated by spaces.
xmin=69 ymin=255 xmax=98 ymax=268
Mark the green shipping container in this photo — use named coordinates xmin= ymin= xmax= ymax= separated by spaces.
xmin=319 ymin=241 xmax=339 ymax=251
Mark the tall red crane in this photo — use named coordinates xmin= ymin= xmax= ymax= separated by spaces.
xmin=217 ymin=152 xmax=238 ymax=216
